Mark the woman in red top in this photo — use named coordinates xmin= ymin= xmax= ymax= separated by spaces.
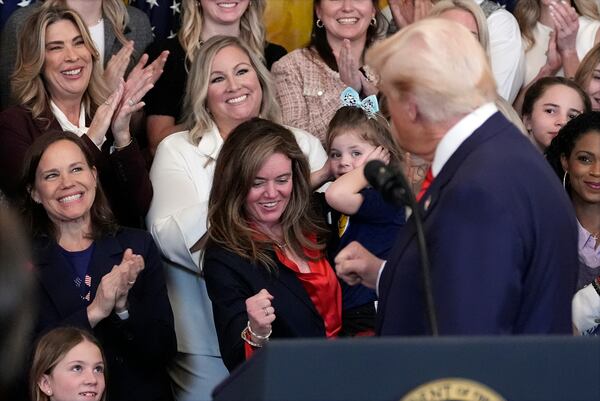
xmin=203 ymin=117 xmax=342 ymax=371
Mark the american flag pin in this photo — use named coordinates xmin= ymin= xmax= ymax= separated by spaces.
xmin=424 ymin=196 xmax=431 ymax=211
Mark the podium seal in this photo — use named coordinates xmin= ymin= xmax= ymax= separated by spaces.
xmin=400 ymin=378 xmax=506 ymax=401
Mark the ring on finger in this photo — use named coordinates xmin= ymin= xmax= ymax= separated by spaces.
xmin=104 ymin=100 xmax=110 ymax=105
xmin=128 ymin=99 xmax=135 ymax=107
xmin=263 ymin=307 xmax=269 ymax=316
xmin=127 ymin=280 xmax=135 ymax=285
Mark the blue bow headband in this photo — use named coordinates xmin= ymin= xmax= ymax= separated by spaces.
xmin=339 ymin=87 xmax=379 ymax=119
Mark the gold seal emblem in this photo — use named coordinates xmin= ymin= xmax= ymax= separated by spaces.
xmin=400 ymin=378 xmax=506 ymax=401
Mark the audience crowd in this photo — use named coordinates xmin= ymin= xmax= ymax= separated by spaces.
xmin=1 ymin=0 xmax=600 ymax=400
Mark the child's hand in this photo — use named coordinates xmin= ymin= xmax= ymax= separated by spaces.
xmin=365 ymin=146 xmax=390 ymax=165
xmin=310 ymin=160 xmax=333 ymax=189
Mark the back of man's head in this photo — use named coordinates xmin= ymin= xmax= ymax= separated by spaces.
xmin=367 ymin=18 xmax=497 ymax=123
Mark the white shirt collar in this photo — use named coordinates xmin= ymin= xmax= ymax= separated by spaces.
xmin=431 ymin=102 xmax=498 ymax=177
xmin=196 ymin=123 xmax=224 ymax=161
xmin=49 ymin=100 xmax=106 ymax=149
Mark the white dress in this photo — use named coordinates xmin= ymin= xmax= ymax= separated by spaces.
xmin=523 ymin=16 xmax=600 ymax=86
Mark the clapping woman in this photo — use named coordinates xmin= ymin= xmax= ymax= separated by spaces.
xmin=0 ymin=5 xmax=157 ymax=227
xmin=272 ymin=0 xmax=386 ymax=142
xmin=22 ymin=131 xmax=176 ymax=401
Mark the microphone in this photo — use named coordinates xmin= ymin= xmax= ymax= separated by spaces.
xmin=364 ymin=160 xmax=411 ymax=206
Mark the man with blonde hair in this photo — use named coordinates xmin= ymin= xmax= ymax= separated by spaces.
xmin=336 ymin=18 xmax=578 ymax=335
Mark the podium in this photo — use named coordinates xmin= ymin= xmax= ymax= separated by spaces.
xmin=213 ymin=336 xmax=600 ymax=401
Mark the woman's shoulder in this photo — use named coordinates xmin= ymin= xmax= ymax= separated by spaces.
xmin=152 ymin=130 xmax=196 ymax=159
xmin=272 ymin=47 xmax=315 ymax=69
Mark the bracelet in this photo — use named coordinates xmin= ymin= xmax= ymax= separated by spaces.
xmin=114 ymin=138 xmax=133 ymax=150
xmin=592 ymin=276 xmax=600 ymax=297
xmin=115 ymin=309 xmax=129 ymax=320
xmin=247 ymin=320 xmax=272 ymax=340
xmin=241 ymin=326 xmax=264 ymax=348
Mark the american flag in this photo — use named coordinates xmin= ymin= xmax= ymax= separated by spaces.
xmin=130 ymin=0 xmax=181 ymax=42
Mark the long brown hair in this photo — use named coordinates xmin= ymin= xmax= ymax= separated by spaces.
xmin=207 ymin=118 xmax=326 ymax=271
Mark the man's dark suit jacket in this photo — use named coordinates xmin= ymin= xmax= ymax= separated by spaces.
xmin=377 ymin=112 xmax=579 ymax=335
xmin=33 ymin=228 xmax=176 ymax=401
xmin=203 ymin=244 xmax=327 ymax=371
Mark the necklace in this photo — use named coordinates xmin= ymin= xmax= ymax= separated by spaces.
xmin=273 ymin=240 xmax=287 ymax=250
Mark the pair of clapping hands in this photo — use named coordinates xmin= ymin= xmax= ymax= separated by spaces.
xmin=541 ymin=0 xmax=580 ymax=75
xmin=87 ymin=42 xmax=169 ymax=149
xmin=87 ymin=248 xmax=145 ymax=327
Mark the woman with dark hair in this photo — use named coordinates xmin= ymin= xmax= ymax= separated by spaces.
xmin=546 ymin=112 xmax=600 ymax=335
xmin=30 ymin=327 xmax=106 ymax=401
xmin=22 ymin=131 xmax=176 ymax=401
xmin=0 ymin=5 xmax=157 ymax=228
xmin=272 ymin=0 xmax=386 ymax=142
xmin=204 ymin=117 xmax=342 ymax=371
xmin=546 ymin=112 xmax=600 ymax=289
xmin=521 ymin=76 xmax=591 ymax=152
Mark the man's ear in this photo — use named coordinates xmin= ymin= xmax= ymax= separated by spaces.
xmin=406 ymin=94 xmax=419 ymax=123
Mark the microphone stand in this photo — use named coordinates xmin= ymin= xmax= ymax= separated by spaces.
xmin=365 ymin=161 xmax=438 ymax=336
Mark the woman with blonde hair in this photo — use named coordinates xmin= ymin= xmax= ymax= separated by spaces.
xmin=0 ymin=0 xmax=154 ymax=108
xmin=144 ymin=0 xmax=287 ymax=155
xmin=575 ymin=42 xmax=600 ymax=111
xmin=146 ymin=35 xmax=325 ymax=401
xmin=0 ymin=5 xmax=155 ymax=228
xmin=515 ymin=0 xmax=600 ymax=87
xmin=429 ymin=0 xmax=489 ymax=53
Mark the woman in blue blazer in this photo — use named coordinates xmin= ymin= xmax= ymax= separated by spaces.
xmin=203 ymin=118 xmax=342 ymax=371
xmin=21 ymin=131 xmax=176 ymax=401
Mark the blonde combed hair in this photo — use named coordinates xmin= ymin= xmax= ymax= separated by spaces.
xmin=11 ymin=5 xmax=109 ymax=122
xmin=42 ymin=0 xmax=129 ymax=45
xmin=429 ymin=0 xmax=490 ymax=57
xmin=367 ymin=18 xmax=496 ymax=123
xmin=182 ymin=35 xmax=281 ymax=145
xmin=178 ymin=0 xmax=266 ymax=67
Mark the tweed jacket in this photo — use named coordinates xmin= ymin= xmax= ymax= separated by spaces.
xmin=272 ymin=48 xmax=346 ymax=144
